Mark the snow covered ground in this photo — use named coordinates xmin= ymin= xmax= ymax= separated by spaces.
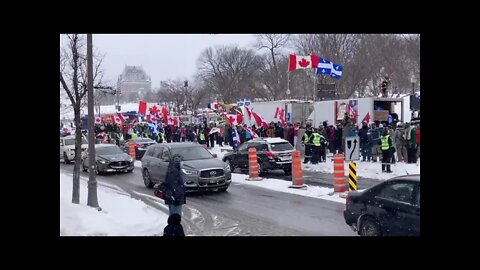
xmin=303 ymin=156 xmax=420 ymax=180
xmin=230 ymin=173 xmax=346 ymax=204
xmin=60 ymin=172 xmax=168 ymax=236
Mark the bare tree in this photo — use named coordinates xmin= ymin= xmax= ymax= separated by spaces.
xmin=197 ymin=45 xmax=263 ymax=103
xmin=60 ymin=34 xmax=105 ymax=204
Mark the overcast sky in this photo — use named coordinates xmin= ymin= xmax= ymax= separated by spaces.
xmin=88 ymin=34 xmax=258 ymax=89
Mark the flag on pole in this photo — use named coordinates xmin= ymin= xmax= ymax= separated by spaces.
xmin=316 ymin=58 xmax=333 ymax=75
xmin=361 ymin=112 xmax=371 ymax=124
xmin=289 ymin=54 xmax=319 ymax=71
xmin=245 ymin=106 xmax=253 ymax=120
xmin=252 ymin=111 xmax=269 ymax=129
xmin=331 ymin=63 xmax=343 ymax=79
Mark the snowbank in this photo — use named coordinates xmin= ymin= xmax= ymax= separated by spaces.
xmin=303 ymin=157 xmax=420 ymax=180
xmin=231 ymin=173 xmax=346 ymax=204
xmin=60 ymin=172 xmax=168 ymax=236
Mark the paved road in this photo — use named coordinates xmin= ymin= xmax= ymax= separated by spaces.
xmin=60 ymin=162 xmax=356 ymax=236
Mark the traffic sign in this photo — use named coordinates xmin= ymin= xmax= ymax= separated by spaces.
xmin=345 ymin=136 xmax=360 ymax=161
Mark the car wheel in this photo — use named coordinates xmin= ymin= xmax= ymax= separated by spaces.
xmin=143 ymin=169 xmax=154 ymax=188
xmin=225 ymin=159 xmax=235 ymax=172
xmin=359 ymin=216 xmax=382 ymax=237
xmin=63 ymin=153 xmax=71 ymax=164
xmin=257 ymin=162 xmax=263 ymax=176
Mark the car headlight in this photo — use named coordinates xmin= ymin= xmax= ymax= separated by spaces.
xmin=98 ymin=159 xmax=109 ymax=164
xmin=182 ymin=168 xmax=198 ymax=175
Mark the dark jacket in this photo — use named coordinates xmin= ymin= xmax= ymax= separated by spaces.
xmin=162 ymin=159 xmax=186 ymax=206
xmin=163 ymin=214 xmax=185 ymax=237
xmin=358 ymin=126 xmax=370 ymax=145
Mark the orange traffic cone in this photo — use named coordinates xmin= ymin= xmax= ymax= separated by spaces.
xmin=333 ymin=153 xmax=346 ymax=192
xmin=129 ymin=141 xmax=136 ymax=161
xmin=289 ymin=150 xmax=307 ymax=189
xmin=246 ymin=147 xmax=262 ymax=181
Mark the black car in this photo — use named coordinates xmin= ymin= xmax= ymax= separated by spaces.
xmin=121 ymin=138 xmax=156 ymax=160
xmin=82 ymin=144 xmax=134 ymax=174
xmin=344 ymin=175 xmax=420 ymax=236
xmin=222 ymin=138 xmax=294 ymax=175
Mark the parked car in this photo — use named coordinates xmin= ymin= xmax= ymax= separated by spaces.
xmin=82 ymin=144 xmax=134 ymax=174
xmin=344 ymin=174 xmax=420 ymax=236
xmin=60 ymin=135 xmax=88 ymax=164
xmin=121 ymin=137 xmax=156 ymax=160
xmin=141 ymin=143 xmax=231 ymax=192
xmin=222 ymin=137 xmax=294 ymax=175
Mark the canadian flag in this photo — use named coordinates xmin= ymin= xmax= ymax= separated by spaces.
xmin=245 ymin=106 xmax=253 ymax=120
xmin=237 ymin=113 xmax=243 ymax=125
xmin=162 ymin=107 xmax=169 ymax=124
xmin=225 ymin=114 xmax=238 ymax=126
xmin=138 ymin=100 xmax=162 ymax=116
xmin=274 ymin=107 xmax=286 ymax=127
xmin=289 ymin=54 xmax=319 ymax=71
xmin=116 ymin=112 xmax=125 ymax=124
xmin=274 ymin=107 xmax=284 ymax=119
xmin=361 ymin=112 xmax=371 ymax=124
xmin=111 ymin=115 xmax=122 ymax=124
xmin=95 ymin=117 xmax=103 ymax=124
xmin=168 ymin=117 xmax=179 ymax=126
xmin=252 ymin=111 xmax=269 ymax=129
xmin=208 ymin=127 xmax=220 ymax=136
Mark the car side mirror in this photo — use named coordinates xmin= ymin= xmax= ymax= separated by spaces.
xmin=212 ymin=153 xmax=217 ymax=158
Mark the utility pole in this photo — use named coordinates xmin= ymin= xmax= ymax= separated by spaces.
xmin=87 ymin=34 xmax=99 ymax=209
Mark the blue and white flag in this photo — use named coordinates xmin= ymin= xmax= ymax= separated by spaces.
xmin=316 ymin=58 xmax=333 ymax=75
xmin=331 ymin=64 xmax=343 ymax=79
xmin=232 ymin=127 xmax=241 ymax=150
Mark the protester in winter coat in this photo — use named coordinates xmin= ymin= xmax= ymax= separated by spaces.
xmin=160 ymin=154 xmax=186 ymax=216
xmin=358 ymin=122 xmax=372 ymax=161
xmin=405 ymin=123 xmax=417 ymax=163
xmin=416 ymin=124 xmax=420 ymax=159
xmin=266 ymin=123 xmax=275 ymax=138
xmin=275 ymin=122 xmax=284 ymax=139
xmin=327 ymin=125 xmax=335 ymax=153
xmin=302 ymin=127 xmax=313 ymax=163
xmin=394 ymin=123 xmax=408 ymax=162
xmin=370 ymin=123 xmax=381 ymax=162
xmin=287 ymin=123 xmax=294 ymax=146
xmin=334 ymin=124 xmax=343 ymax=154
xmin=388 ymin=126 xmax=396 ymax=164
xmin=163 ymin=214 xmax=185 ymax=237
xmin=379 ymin=129 xmax=393 ymax=173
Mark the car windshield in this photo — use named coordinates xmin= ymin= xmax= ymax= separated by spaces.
xmin=65 ymin=138 xmax=88 ymax=145
xmin=270 ymin=142 xmax=293 ymax=151
xmin=171 ymin=147 xmax=213 ymax=161
xmin=96 ymin=146 xmax=125 ymax=155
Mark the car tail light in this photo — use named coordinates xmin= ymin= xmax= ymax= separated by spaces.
xmin=267 ymin=151 xmax=276 ymax=160
xmin=346 ymin=194 xmax=351 ymax=205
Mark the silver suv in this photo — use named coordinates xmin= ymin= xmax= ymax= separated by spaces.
xmin=141 ymin=143 xmax=232 ymax=192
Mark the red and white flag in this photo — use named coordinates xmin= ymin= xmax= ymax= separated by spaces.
xmin=243 ymin=125 xmax=259 ymax=139
xmin=274 ymin=107 xmax=286 ymax=126
xmin=361 ymin=112 xmax=371 ymax=124
xmin=245 ymin=106 xmax=253 ymax=120
xmin=289 ymin=54 xmax=319 ymax=71
xmin=116 ymin=112 xmax=125 ymax=124
xmin=138 ymin=100 xmax=162 ymax=117
xmin=237 ymin=113 xmax=243 ymax=125
xmin=168 ymin=117 xmax=179 ymax=126
xmin=252 ymin=111 xmax=269 ymax=129
xmin=225 ymin=114 xmax=238 ymax=126
xmin=95 ymin=117 xmax=103 ymax=124
xmin=111 ymin=115 xmax=122 ymax=124
xmin=162 ymin=107 xmax=169 ymax=124
xmin=208 ymin=127 xmax=220 ymax=136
